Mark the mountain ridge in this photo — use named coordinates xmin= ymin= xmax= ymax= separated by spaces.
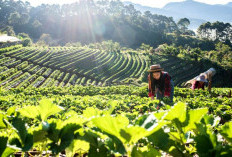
xmin=124 ymin=0 xmax=232 ymax=31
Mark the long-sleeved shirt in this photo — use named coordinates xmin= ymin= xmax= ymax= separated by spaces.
xmin=148 ymin=72 xmax=172 ymax=97
xmin=191 ymin=80 xmax=205 ymax=90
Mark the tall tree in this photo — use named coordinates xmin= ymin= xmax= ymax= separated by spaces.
xmin=177 ymin=18 xmax=190 ymax=33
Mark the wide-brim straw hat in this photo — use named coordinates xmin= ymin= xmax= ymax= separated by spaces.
xmin=148 ymin=64 xmax=164 ymax=72
xmin=196 ymin=73 xmax=208 ymax=82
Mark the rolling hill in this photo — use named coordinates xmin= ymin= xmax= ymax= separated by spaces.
xmin=0 ymin=45 xmax=226 ymax=89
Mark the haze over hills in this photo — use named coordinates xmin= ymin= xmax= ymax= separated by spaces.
xmin=226 ymin=2 xmax=232 ymax=7
xmin=124 ymin=0 xmax=232 ymax=31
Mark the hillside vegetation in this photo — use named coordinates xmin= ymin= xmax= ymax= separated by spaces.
xmin=0 ymin=44 xmax=231 ymax=89
xmin=0 ymin=86 xmax=231 ymax=156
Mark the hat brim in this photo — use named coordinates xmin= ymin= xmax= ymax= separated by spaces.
xmin=148 ymin=68 xmax=164 ymax=72
xmin=196 ymin=78 xmax=208 ymax=82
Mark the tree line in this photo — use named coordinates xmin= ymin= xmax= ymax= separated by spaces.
xmin=0 ymin=0 xmax=195 ymax=48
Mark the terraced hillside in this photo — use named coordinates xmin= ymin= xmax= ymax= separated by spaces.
xmin=0 ymin=45 xmax=208 ymax=89
xmin=153 ymin=55 xmax=205 ymax=87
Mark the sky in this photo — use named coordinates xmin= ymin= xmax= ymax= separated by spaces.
xmin=23 ymin=0 xmax=232 ymax=8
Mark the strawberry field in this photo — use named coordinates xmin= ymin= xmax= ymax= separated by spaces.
xmin=0 ymin=86 xmax=231 ymax=157
xmin=0 ymin=45 xmax=232 ymax=156
xmin=1 ymin=0 xmax=232 ymax=156
xmin=0 ymin=45 xmax=218 ymax=88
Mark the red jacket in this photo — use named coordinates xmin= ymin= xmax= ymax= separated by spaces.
xmin=148 ymin=72 xmax=172 ymax=97
xmin=192 ymin=81 xmax=205 ymax=90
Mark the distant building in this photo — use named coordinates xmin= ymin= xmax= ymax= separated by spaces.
xmin=0 ymin=34 xmax=21 ymax=48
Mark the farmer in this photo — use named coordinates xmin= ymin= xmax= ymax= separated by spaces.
xmin=191 ymin=73 xmax=208 ymax=90
xmin=148 ymin=64 xmax=174 ymax=104
xmin=185 ymin=68 xmax=216 ymax=92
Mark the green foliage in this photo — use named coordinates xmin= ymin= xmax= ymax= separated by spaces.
xmin=19 ymin=99 xmax=64 ymax=121
xmin=87 ymin=40 xmax=121 ymax=53
xmin=0 ymin=0 xmax=187 ymax=47
xmin=0 ymin=114 xmax=6 ymax=129
xmin=220 ymin=121 xmax=232 ymax=144
xmin=8 ymin=12 xmax=29 ymax=25
xmin=0 ymin=93 xmax=231 ymax=156
xmin=0 ymin=26 xmax=15 ymax=36
xmin=177 ymin=18 xmax=191 ymax=34
xmin=163 ymin=102 xmax=186 ymax=122
xmin=139 ymin=43 xmax=153 ymax=53
xmin=22 ymin=38 xmax=32 ymax=46
xmin=0 ymin=136 xmax=15 ymax=157
xmin=0 ymin=87 xmax=231 ymax=156
xmin=65 ymin=42 xmax=82 ymax=47
xmin=198 ymin=21 xmax=231 ymax=35
xmin=0 ymin=45 xmax=22 ymax=53
xmin=37 ymin=34 xmax=53 ymax=46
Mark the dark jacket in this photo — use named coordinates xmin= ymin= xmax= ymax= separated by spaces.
xmin=148 ymin=72 xmax=172 ymax=97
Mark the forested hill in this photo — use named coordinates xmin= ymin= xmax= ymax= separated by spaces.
xmin=0 ymin=0 xmax=193 ymax=47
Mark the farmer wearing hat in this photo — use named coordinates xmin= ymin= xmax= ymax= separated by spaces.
xmin=185 ymin=68 xmax=216 ymax=91
xmin=148 ymin=64 xmax=174 ymax=104
xmin=191 ymin=73 xmax=208 ymax=90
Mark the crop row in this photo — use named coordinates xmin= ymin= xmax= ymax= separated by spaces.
xmin=0 ymin=46 xmax=151 ymax=88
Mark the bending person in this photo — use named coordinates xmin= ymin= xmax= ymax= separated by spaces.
xmin=148 ymin=64 xmax=174 ymax=103
xmin=191 ymin=73 xmax=208 ymax=90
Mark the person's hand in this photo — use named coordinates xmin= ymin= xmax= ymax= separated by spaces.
xmin=155 ymin=88 xmax=158 ymax=94
xmin=151 ymin=96 xmax=154 ymax=100
xmin=155 ymin=88 xmax=162 ymax=94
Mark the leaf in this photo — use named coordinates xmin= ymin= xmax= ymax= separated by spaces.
xmin=65 ymin=140 xmax=90 ymax=157
xmin=38 ymin=99 xmax=64 ymax=121
xmin=141 ymin=114 xmax=158 ymax=130
xmin=11 ymin=117 xmax=27 ymax=143
xmin=195 ymin=134 xmax=214 ymax=156
xmin=183 ymin=108 xmax=208 ymax=132
xmin=103 ymin=100 xmax=117 ymax=115
xmin=62 ymin=110 xmax=78 ymax=119
xmin=46 ymin=119 xmax=81 ymax=154
xmin=218 ymin=145 xmax=232 ymax=157
xmin=19 ymin=106 xmax=39 ymax=119
xmin=164 ymin=102 xmax=186 ymax=123
xmin=88 ymin=143 xmax=108 ymax=157
xmin=0 ymin=114 xmax=6 ymax=129
xmin=105 ymin=134 xmax=126 ymax=155
xmin=93 ymin=114 xmax=166 ymax=148
xmin=134 ymin=114 xmax=149 ymax=127
xmin=58 ymin=123 xmax=81 ymax=152
xmin=154 ymin=111 xmax=166 ymax=120
xmin=46 ymin=119 xmax=62 ymax=142
xmin=9 ymin=138 xmax=21 ymax=149
xmin=22 ymin=134 xmax=33 ymax=151
xmin=220 ymin=121 xmax=232 ymax=144
xmin=202 ymin=114 xmax=214 ymax=126
xmin=120 ymin=126 xmax=147 ymax=145
xmin=92 ymin=115 xmax=129 ymax=143
xmin=168 ymin=146 xmax=184 ymax=157
xmin=81 ymin=130 xmax=110 ymax=157
xmin=11 ymin=117 xmax=33 ymax=151
xmin=0 ymin=136 xmax=8 ymax=157
xmin=33 ymin=129 xmax=48 ymax=144
xmin=1 ymin=147 xmax=15 ymax=157
xmin=132 ymin=146 xmax=161 ymax=157
xmin=6 ymin=106 xmax=16 ymax=116
xmin=83 ymin=107 xmax=102 ymax=119
xmin=147 ymin=129 xmax=169 ymax=150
